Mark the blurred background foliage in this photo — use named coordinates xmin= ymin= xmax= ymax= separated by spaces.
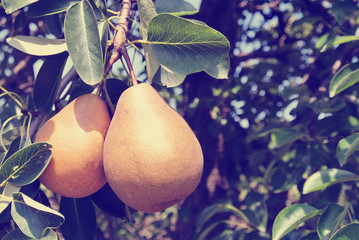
xmin=3 ymin=0 xmax=359 ymax=239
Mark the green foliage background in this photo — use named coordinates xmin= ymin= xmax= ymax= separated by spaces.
xmin=3 ymin=0 xmax=359 ymax=239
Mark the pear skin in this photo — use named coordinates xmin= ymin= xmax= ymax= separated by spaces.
xmin=104 ymin=84 xmax=203 ymax=213
xmin=35 ymin=94 xmax=110 ymax=198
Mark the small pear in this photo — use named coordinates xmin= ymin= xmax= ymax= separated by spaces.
xmin=35 ymin=94 xmax=110 ymax=198
xmin=104 ymin=84 xmax=203 ymax=213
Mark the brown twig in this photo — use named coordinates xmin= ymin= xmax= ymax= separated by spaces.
xmin=104 ymin=0 xmax=138 ymax=86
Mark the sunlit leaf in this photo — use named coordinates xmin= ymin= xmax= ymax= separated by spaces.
xmin=318 ymin=203 xmax=344 ymax=240
xmin=60 ymin=197 xmax=96 ymax=240
xmin=330 ymin=223 xmax=359 ymax=240
xmin=302 ymin=169 xmax=359 ymax=194
xmin=11 ymin=192 xmax=64 ymax=239
xmin=6 ymin=36 xmax=67 ymax=56
xmin=0 ymin=143 xmax=52 ymax=187
xmin=272 ymin=204 xmax=321 ymax=240
xmin=336 ymin=133 xmax=359 ymax=166
xmin=2 ymin=0 xmax=39 ymax=14
xmin=329 ymin=62 xmax=359 ymax=97
xmin=27 ymin=0 xmax=81 ymax=18
xmin=64 ymin=0 xmax=104 ymax=85
xmin=146 ymin=13 xmax=230 ymax=76
xmin=155 ymin=0 xmax=198 ymax=16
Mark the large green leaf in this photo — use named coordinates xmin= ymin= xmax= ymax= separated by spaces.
xmin=1 ymin=228 xmax=57 ymax=240
xmin=302 ymin=169 xmax=359 ymax=194
xmin=329 ymin=62 xmax=359 ymax=97
xmin=146 ymin=13 xmax=230 ymax=76
xmin=11 ymin=192 xmax=64 ymax=239
xmin=330 ymin=223 xmax=359 ymax=240
xmin=155 ymin=0 xmax=198 ymax=16
xmin=64 ymin=0 xmax=104 ymax=85
xmin=59 ymin=197 xmax=96 ymax=240
xmin=2 ymin=0 xmax=39 ymax=14
xmin=318 ymin=203 xmax=345 ymax=240
xmin=272 ymin=204 xmax=321 ymax=240
xmin=6 ymin=36 xmax=67 ymax=56
xmin=33 ymin=53 xmax=68 ymax=114
xmin=27 ymin=0 xmax=81 ymax=18
xmin=336 ymin=133 xmax=359 ymax=166
xmin=0 ymin=143 xmax=52 ymax=187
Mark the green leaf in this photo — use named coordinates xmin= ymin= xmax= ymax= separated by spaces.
xmin=11 ymin=192 xmax=64 ymax=239
xmin=205 ymin=56 xmax=230 ymax=79
xmin=33 ymin=53 xmax=68 ymax=114
xmin=1 ymin=228 xmax=57 ymax=240
xmin=6 ymin=36 xmax=67 ymax=56
xmin=318 ymin=203 xmax=344 ymax=240
xmin=0 ymin=143 xmax=52 ymax=187
xmin=27 ymin=0 xmax=81 ymax=18
xmin=337 ymin=133 xmax=359 ymax=166
xmin=321 ymin=35 xmax=359 ymax=52
xmin=272 ymin=204 xmax=321 ymax=240
xmin=146 ymin=13 xmax=230 ymax=76
xmin=302 ymin=169 xmax=359 ymax=194
xmin=64 ymin=0 xmax=104 ymax=85
xmin=196 ymin=203 xmax=249 ymax=233
xmin=269 ymin=127 xmax=307 ymax=149
xmin=2 ymin=0 xmax=39 ymax=14
xmin=90 ymin=183 xmax=127 ymax=219
xmin=137 ymin=0 xmax=160 ymax=83
xmin=89 ymin=0 xmax=107 ymax=20
xmin=329 ymin=1 xmax=359 ymax=25
xmin=152 ymin=65 xmax=187 ymax=87
xmin=330 ymin=223 xmax=359 ymax=240
xmin=59 ymin=197 xmax=96 ymax=240
xmin=2 ymin=137 xmax=24 ymax=165
xmin=0 ymin=183 xmax=21 ymax=214
xmin=329 ymin=62 xmax=359 ymax=97
xmin=155 ymin=0 xmax=198 ymax=16
xmin=98 ymin=20 xmax=109 ymax=62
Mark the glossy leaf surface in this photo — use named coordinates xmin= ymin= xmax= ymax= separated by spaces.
xmin=64 ymin=0 xmax=104 ymax=85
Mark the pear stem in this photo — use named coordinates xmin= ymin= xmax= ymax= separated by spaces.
xmin=120 ymin=45 xmax=138 ymax=86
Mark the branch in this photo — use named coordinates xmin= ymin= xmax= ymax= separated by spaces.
xmin=104 ymin=0 xmax=138 ymax=86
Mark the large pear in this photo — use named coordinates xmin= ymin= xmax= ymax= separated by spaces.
xmin=104 ymin=84 xmax=203 ymax=213
xmin=35 ymin=94 xmax=110 ymax=198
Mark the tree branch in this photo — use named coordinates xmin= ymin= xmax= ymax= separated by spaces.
xmin=104 ymin=0 xmax=138 ymax=86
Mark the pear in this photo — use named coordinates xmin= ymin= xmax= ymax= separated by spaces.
xmin=103 ymin=83 xmax=203 ymax=213
xmin=35 ymin=94 xmax=110 ymax=198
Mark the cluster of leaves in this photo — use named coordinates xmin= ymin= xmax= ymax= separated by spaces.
xmin=191 ymin=1 xmax=359 ymax=239
xmin=0 ymin=0 xmax=231 ymax=239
